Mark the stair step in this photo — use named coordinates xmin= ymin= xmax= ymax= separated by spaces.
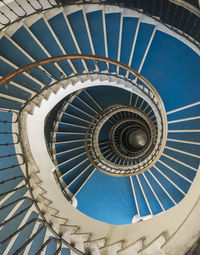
xmin=0 ymin=3 xmax=200 ymax=255
xmin=100 ymin=241 xmax=125 ymax=255
xmin=118 ymin=238 xmax=145 ymax=255
xmin=60 ymin=224 xmax=79 ymax=240
xmin=84 ymin=238 xmax=107 ymax=255
xmin=70 ymin=233 xmax=92 ymax=252
xmin=138 ymin=232 xmax=168 ymax=255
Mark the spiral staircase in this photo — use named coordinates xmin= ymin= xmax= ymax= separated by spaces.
xmin=0 ymin=0 xmax=200 ymax=254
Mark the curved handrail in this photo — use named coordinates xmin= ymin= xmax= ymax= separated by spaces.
xmin=0 ymin=54 xmax=162 ymax=105
xmin=0 ymin=2 xmax=199 ymax=253
xmin=0 ymin=54 xmax=167 ymax=252
xmin=0 ymin=54 xmax=167 ymax=175
xmin=0 ymin=54 xmax=167 ymax=135
xmin=169 ymin=0 xmax=200 ymax=17
xmin=0 ymin=53 xmax=168 ymax=252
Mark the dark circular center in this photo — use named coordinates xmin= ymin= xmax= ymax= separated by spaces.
xmin=120 ymin=124 xmax=150 ymax=153
xmin=127 ymin=128 xmax=148 ymax=149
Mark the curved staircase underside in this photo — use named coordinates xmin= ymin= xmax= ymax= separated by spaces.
xmin=0 ymin=1 xmax=200 ymax=255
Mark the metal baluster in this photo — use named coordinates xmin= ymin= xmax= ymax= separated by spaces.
xmin=73 ymin=59 xmax=84 ymax=74
xmin=0 ymin=175 xmax=24 ymax=185
xmin=2 ymin=0 xmax=26 ymax=18
xmin=5 ymin=82 xmax=30 ymax=98
xmin=0 ymin=109 xmax=18 ymax=123
xmin=0 ymin=197 xmax=34 ymax=227
xmin=0 ymin=10 xmax=11 ymax=25
xmin=52 ymin=62 xmax=66 ymax=80
xmin=0 ymin=181 xmax=27 ymax=197
xmin=35 ymin=237 xmax=62 ymax=255
xmin=0 ymin=132 xmax=20 ymax=145
xmin=47 ymin=0 xmax=58 ymax=7
xmin=15 ymin=0 xmax=27 ymax=16
xmin=0 ymin=218 xmax=44 ymax=245
xmin=27 ymin=0 xmax=43 ymax=11
xmin=0 ymin=153 xmax=25 ymax=171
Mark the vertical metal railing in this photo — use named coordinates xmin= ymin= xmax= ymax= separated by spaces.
xmin=0 ymin=0 xmax=199 ymax=46
xmin=0 ymin=107 xmax=85 ymax=254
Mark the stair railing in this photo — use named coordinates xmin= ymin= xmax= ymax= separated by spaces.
xmin=85 ymin=104 xmax=159 ymax=176
xmin=0 ymin=54 xmax=167 ymax=173
xmin=0 ymin=0 xmax=199 ymax=48
xmin=0 ymin=54 xmax=168 ymax=205
xmin=0 ymin=107 xmax=85 ymax=254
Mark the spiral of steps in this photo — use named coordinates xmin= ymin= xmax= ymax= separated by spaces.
xmin=49 ymin=84 xmax=196 ymax=225
xmin=0 ymin=1 xmax=200 ymax=254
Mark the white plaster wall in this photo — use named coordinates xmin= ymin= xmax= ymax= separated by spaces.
xmin=3 ymin=3 xmax=199 ymax=253
xmin=25 ymin=77 xmax=200 ymax=253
